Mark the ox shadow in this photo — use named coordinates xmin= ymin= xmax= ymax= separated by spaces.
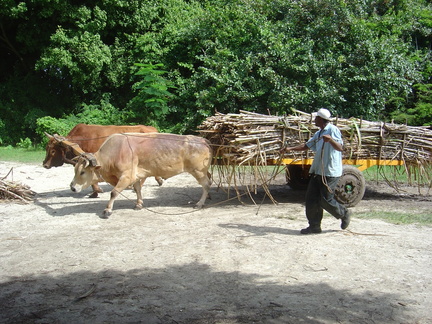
xmin=34 ymin=184 xmax=114 ymax=217
xmin=0 ymin=262 xmax=410 ymax=323
xmin=35 ymin=183 xmax=306 ymax=218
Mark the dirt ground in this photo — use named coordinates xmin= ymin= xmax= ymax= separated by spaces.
xmin=0 ymin=161 xmax=431 ymax=324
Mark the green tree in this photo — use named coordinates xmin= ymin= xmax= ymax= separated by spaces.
xmin=0 ymin=0 xmax=163 ymax=144
xmin=127 ymin=63 xmax=176 ymax=129
xmin=135 ymin=0 xmax=426 ymax=129
xmin=1 ymin=0 xmax=431 ymax=145
xmin=0 ymin=0 xmax=76 ymax=144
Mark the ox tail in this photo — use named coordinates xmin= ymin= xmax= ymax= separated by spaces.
xmin=204 ymin=138 xmax=215 ymax=179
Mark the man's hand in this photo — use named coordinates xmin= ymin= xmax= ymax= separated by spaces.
xmin=281 ymin=143 xmax=309 ymax=152
xmin=322 ymin=134 xmax=332 ymax=142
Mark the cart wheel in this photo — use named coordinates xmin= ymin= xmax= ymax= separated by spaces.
xmin=286 ymin=164 xmax=310 ymax=190
xmin=334 ymin=165 xmax=366 ymax=207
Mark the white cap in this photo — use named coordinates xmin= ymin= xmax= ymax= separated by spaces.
xmin=316 ymin=108 xmax=332 ymax=121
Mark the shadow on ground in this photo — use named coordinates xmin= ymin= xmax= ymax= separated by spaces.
xmin=34 ymin=183 xmax=306 ymax=218
xmin=0 ymin=262 xmax=405 ymax=324
xmin=33 ymin=179 xmax=430 ymax=219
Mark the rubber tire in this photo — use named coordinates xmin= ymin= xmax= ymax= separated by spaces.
xmin=286 ymin=164 xmax=311 ymax=190
xmin=334 ymin=165 xmax=366 ymax=207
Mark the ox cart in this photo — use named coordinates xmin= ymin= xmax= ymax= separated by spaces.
xmin=199 ymin=110 xmax=432 ymax=207
xmin=263 ymin=157 xmax=405 ymax=207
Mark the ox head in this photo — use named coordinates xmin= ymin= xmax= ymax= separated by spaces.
xmin=43 ymin=133 xmax=68 ymax=169
xmin=70 ymin=153 xmax=100 ymax=193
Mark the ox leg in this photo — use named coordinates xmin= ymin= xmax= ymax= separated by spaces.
xmin=102 ymin=178 xmax=130 ymax=218
xmin=133 ymin=178 xmax=146 ymax=210
xmin=191 ymin=171 xmax=212 ymax=209
xmin=89 ymin=183 xmax=103 ymax=198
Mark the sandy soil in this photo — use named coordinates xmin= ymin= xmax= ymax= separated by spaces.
xmin=0 ymin=161 xmax=431 ymax=324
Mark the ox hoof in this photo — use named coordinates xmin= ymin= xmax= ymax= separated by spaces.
xmin=89 ymin=192 xmax=99 ymax=198
xmin=155 ymin=176 xmax=164 ymax=186
xmin=134 ymin=205 xmax=143 ymax=211
xmin=101 ymin=210 xmax=112 ymax=219
xmin=194 ymin=204 xmax=204 ymax=209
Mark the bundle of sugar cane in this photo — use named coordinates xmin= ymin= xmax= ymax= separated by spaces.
xmin=0 ymin=168 xmax=36 ymax=203
xmin=0 ymin=179 xmax=35 ymax=203
xmin=198 ymin=110 xmax=432 ymax=167
xmin=199 ymin=111 xmax=295 ymax=165
xmin=336 ymin=118 xmax=432 ymax=164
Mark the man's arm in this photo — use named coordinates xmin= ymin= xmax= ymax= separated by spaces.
xmin=322 ymin=135 xmax=343 ymax=152
xmin=281 ymin=143 xmax=309 ymax=152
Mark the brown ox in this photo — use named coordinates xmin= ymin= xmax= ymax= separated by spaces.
xmin=43 ymin=124 xmax=162 ymax=197
xmin=70 ymin=133 xmax=212 ymax=218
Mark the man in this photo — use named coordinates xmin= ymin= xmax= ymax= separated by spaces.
xmin=281 ymin=108 xmax=352 ymax=234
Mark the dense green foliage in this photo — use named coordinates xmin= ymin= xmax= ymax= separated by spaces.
xmin=1 ymin=0 xmax=431 ymax=145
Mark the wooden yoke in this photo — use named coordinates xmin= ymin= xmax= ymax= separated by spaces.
xmin=52 ymin=134 xmax=86 ymax=156
xmin=49 ymin=134 xmax=88 ymax=165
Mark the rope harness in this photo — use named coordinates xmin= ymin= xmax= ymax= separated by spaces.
xmin=320 ymin=140 xmax=334 ymax=194
xmin=100 ymin=164 xmax=287 ymax=216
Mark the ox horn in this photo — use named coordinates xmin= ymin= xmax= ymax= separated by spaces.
xmin=81 ymin=153 xmax=99 ymax=168
xmin=44 ymin=132 xmax=54 ymax=139
xmin=78 ymin=155 xmax=91 ymax=168
xmin=53 ymin=134 xmax=66 ymax=142
xmin=70 ymin=156 xmax=80 ymax=165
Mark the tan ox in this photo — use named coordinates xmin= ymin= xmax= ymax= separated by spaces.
xmin=70 ymin=133 xmax=212 ymax=218
xmin=43 ymin=124 xmax=162 ymax=197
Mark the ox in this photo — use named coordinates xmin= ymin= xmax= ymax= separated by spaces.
xmin=70 ymin=133 xmax=212 ymax=218
xmin=43 ymin=124 xmax=162 ymax=197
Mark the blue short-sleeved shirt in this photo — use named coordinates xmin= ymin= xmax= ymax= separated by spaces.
xmin=306 ymin=123 xmax=343 ymax=177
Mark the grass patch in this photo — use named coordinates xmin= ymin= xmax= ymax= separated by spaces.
xmin=363 ymin=165 xmax=409 ymax=182
xmin=363 ymin=165 xmax=431 ymax=186
xmin=356 ymin=211 xmax=432 ymax=226
xmin=0 ymin=147 xmax=45 ymax=163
